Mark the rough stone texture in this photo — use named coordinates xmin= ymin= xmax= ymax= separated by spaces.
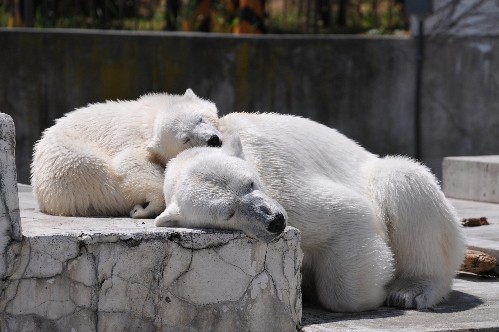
xmin=461 ymin=249 xmax=496 ymax=274
xmin=443 ymin=156 xmax=499 ymax=203
xmin=1 ymin=185 xmax=302 ymax=332
xmin=0 ymin=113 xmax=22 ymax=280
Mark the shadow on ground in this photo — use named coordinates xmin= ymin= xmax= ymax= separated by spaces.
xmin=301 ymin=285 xmax=484 ymax=327
xmin=302 ymin=303 xmax=405 ymax=326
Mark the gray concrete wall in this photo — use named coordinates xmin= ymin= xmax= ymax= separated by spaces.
xmin=422 ymin=36 xmax=499 ymax=175
xmin=0 ymin=28 xmax=497 ymax=183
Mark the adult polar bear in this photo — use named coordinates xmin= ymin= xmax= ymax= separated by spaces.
xmin=32 ymin=89 xmax=222 ymax=218
xmin=155 ymin=112 xmax=466 ymax=312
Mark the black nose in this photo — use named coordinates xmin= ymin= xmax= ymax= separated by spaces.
xmin=267 ymin=213 xmax=286 ymax=234
xmin=207 ymin=135 xmax=222 ymax=147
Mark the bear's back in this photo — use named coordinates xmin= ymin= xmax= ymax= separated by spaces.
xmin=221 ymin=113 xmax=376 ymax=183
xmin=220 ymin=112 xmax=376 ymax=188
xmin=42 ymin=98 xmax=160 ymax=154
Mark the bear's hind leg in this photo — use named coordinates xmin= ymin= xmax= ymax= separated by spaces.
xmin=32 ymin=138 xmax=127 ymax=216
xmin=111 ymin=148 xmax=166 ymax=218
xmin=365 ymin=156 xmax=466 ymax=309
xmin=385 ymin=276 xmax=451 ymax=309
xmin=298 ymin=178 xmax=394 ymax=312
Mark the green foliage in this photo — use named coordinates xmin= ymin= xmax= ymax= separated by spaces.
xmin=0 ymin=0 xmax=409 ymax=34
xmin=265 ymin=0 xmax=408 ymax=34
xmin=0 ymin=5 xmax=9 ymax=26
xmin=267 ymin=7 xmax=304 ymax=34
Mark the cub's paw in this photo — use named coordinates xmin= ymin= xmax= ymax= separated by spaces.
xmin=130 ymin=202 xmax=152 ymax=218
xmin=386 ymin=277 xmax=450 ymax=310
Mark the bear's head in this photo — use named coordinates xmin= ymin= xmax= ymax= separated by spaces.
xmin=147 ymin=89 xmax=223 ymax=162
xmin=155 ymin=134 xmax=288 ymax=243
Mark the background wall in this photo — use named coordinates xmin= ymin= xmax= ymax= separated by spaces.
xmin=0 ymin=28 xmax=497 ymax=184
xmin=422 ymin=36 xmax=499 ymax=177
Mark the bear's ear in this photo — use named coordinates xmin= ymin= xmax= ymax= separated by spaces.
xmin=155 ymin=202 xmax=181 ymax=227
xmin=184 ymin=89 xmax=198 ymax=99
xmin=222 ymin=133 xmax=244 ymax=159
xmin=146 ymin=139 xmax=161 ymax=155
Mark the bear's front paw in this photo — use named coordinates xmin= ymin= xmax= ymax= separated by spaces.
xmin=130 ymin=202 xmax=151 ymax=218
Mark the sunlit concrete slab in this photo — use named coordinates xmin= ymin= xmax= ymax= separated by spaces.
xmin=443 ymin=156 xmax=499 ymax=204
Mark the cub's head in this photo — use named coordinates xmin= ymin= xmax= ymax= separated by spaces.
xmin=155 ymin=135 xmax=287 ymax=243
xmin=146 ymin=89 xmax=222 ymax=162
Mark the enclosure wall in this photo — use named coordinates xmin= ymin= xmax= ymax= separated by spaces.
xmin=0 ymin=29 xmax=496 ymax=183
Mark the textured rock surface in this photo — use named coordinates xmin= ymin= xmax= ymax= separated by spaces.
xmin=1 ymin=186 xmax=302 ymax=331
xmin=2 ymin=230 xmax=302 ymax=331
xmin=0 ymin=113 xmax=22 ymax=280
xmin=461 ymin=249 xmax=496 ymax=274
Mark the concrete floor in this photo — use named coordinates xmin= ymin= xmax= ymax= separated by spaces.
xmin=302 ymin=275 xmax=499 ymax=331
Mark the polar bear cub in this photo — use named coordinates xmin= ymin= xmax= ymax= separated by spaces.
xmin=156 ymin=140 xmax=288 ymax=243
xmin=31 ymin=89 xmax=222 ymax=218
xmin=155 ymin=112 xmax=465 ymax=313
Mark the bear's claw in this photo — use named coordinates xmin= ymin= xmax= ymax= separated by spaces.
xmin=385 ymin=277 xmax=446 ymax=310
xmin=130 ymin=203 xmax=150 ymax=218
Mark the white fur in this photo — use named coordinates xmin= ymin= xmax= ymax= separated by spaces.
xmin=156 ymin=112 xmax=466 ymax=313
xmin=31 ymin=89 xmax=221 ymax=218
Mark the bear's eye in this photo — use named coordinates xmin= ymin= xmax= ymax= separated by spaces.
xmin=198 ymin=117 xmax=203 ymax=124
xmin=225 ymin=210 xmax=235 ymax=220
xmin=245 ymin=181 xmax=255 ymax=191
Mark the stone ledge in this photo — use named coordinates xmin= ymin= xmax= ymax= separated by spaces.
xmin=443 ymin=156 xmax=499 ymax=203
xmin=0 ymin=186 xmax=302 ymax=331
xmin=0 ymin=113 xmax=22 ymax=281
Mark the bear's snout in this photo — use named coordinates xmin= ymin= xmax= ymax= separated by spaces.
xmin=240 ymin=190 xmax=287 ymax=242
xmin=267 ymin=213 xmax=286 ymax=234
xmin=207 ymin=135 xmax=222 ymax=147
